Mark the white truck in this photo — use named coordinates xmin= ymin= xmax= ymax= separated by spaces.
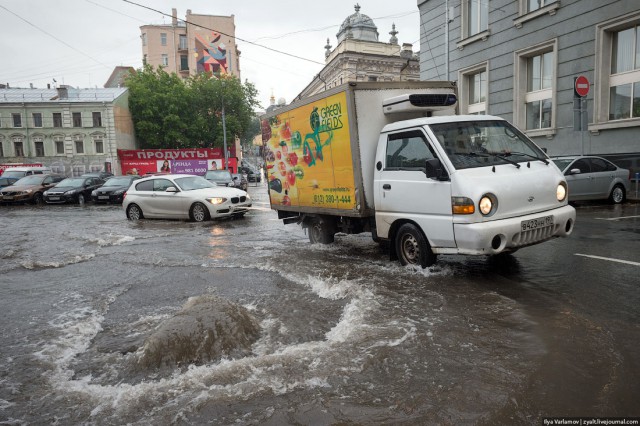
xmin=261 ymin=81 xmax=575 ymax=267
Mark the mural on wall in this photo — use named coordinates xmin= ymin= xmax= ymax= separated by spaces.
xmin=195 ymin=32 xmax=228 ymax=75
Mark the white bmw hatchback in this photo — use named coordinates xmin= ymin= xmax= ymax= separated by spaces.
xmin=123 ymin=174 xmax=251 ymax=221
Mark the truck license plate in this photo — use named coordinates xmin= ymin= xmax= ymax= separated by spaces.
xmin=521 ymin=215 xmax=553 ymax=231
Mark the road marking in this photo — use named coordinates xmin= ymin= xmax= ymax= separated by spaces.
xmin=596 ymin=215 xmax=640 ymax=221
xmin=575 ymin=253 xmax=640 ymax=266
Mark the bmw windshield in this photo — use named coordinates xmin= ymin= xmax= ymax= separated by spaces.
xmin=429 ymin=120 xmax=548 ymax=170
xmin=174 ymin=176 xmax=216 ymax=191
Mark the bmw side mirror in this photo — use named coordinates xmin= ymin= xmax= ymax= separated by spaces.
xmin=166 ymin=186 xmax=178 ymax=193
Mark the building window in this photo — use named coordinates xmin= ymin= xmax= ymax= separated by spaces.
xmin=72 ymin=112 xmax=82 ymax=127
xmin=142 ymin=33 xmax=147 ymax=46
xmin=514 ymin=1 xmax=560 ymax=29
xmin=180 ymin=55 xmax=189 ymax=71
xmin=592 ymin=12 xmax=640 ymax=128
xmin=12 ymin=113 xmax=22 ymax=128
xmin=73 ymin=136 xmax=84 ymax=154
xmin=458 ymin=63 xmax=488 ymax=115
xmin=469 ymin=0 xmax=488 ymax=36
xmin=161 ymin=33 xmax=167 ymax=46
xmin=461 ymin=0 xmax=489 ymax=42
xmin=513 ymin=40 xmax=557 ymax=136
xmin=35 ymin=140 xmax=45 ymax=156
xmin=161 ymin=54 xmax=169 ymax=66
xmin=525 ymin=51 xmax=553 ymax=129
xmin=179 ymin=34 xmax=188 ymax=50
xmin=143 ymin=54 xmax=147 ymax=65
xmin=33 ymin=113 xmax=43 ymax=127
xmin=92 ymin=112 xmax=102 ymax=127
xmin=0 ymin=143 xmax=3 ymax=157
xmin=13 ymin=138 xmax=24 ymax=156
xmin=608 ymin=24 xmax=640 ymax=120
xmin=53 ymin=112 xmax=62 ymax=128
xmin=54 ymin=136 xmax=65 ymax=155
xmin=94 ymin=137 xmax=104 ymax=154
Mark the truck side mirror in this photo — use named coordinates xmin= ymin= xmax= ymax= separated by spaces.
xmin=425 ymin=158 xmax=448 ymax=181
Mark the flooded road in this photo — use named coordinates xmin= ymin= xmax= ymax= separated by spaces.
xmin=1 ymin=186 xmax=639 ymax=425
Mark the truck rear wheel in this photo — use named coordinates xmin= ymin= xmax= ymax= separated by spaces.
xmin=395 ymin=223 xmax=436 ymax=268
xmin=308 ymin=217 xmax=335 ymax=244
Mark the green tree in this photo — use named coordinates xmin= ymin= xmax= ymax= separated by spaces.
xmin=125 ymin=65 xmax=260 ymax=149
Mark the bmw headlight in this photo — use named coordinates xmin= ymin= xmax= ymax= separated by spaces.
xmin=207 ymin=197 xmax=227 ymax=205
xmin=479 ymin=193 xmax=498 ymax=216
xmin=556 ymin=183 xmax=567 ymax=202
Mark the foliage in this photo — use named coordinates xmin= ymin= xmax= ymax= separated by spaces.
xmin=241 ymin=116 xmax=262 ymax=147
xmin=125 ymin=65 xmax=260 ymax=149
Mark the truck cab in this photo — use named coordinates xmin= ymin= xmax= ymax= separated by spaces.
xmin=374 ymin=115 xmax=575 ymax=267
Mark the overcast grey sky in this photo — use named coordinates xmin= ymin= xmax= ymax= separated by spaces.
xmin=0 ymin=0 xmax=421 ymax=109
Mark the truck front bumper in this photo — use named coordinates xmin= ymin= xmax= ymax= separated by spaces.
xmin=441 ymin=205 xmax=576 ymax=256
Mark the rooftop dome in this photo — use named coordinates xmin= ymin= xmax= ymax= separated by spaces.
xmin=336 ymin=4 xmax=379 ymax=43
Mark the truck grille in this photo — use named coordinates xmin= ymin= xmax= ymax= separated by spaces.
xmin=512 ymin=224 xmax=556 ymax=246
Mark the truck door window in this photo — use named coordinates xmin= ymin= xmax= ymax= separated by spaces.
xmin=386 ymin=130 xmax=436 ymax=171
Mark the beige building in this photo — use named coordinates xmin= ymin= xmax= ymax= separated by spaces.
xmin=140 ymin=9 xmax=240 ymax=79
xmin=296 ymin=5 xmax=419 ymax=100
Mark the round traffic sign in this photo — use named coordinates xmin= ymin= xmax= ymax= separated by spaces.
xmin=575 ymin=75 xmax=590 ymax=97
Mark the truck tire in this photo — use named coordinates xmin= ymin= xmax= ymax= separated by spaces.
xmin=308 ymin=217 xmax=335 ymax=244
xmin=395 ymin=223 xmax=436 ymax=268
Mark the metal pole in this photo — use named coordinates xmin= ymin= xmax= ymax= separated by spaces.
xmin=581 ymin=97 xmax=585 ymax=156
xmin=222 ymin=103 xmax=228 ymax=170
xmin=445 ymin=0 xmax=449 ymax=80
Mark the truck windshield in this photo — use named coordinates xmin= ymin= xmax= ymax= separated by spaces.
xmin=429 ymin=120 xmax=548 ymax=170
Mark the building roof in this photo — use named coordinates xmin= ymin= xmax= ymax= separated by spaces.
xmin=0 ymin=87 xmax=128 ymax=104
xmin=336 ymin=4 xmax=379 ymax=43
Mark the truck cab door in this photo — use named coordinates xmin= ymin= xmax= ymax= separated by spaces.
xmin=374 ymin=129 xmax=455 ymax=248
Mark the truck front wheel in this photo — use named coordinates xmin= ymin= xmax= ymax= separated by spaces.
xmin=395 ymin=223 xmax=436 ymax=268
xmin=308 ymin=217 xmax=335 ymax=244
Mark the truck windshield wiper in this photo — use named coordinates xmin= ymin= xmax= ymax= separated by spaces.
xmin=464 ymin=151 xmax=521 ymax=168
xmin=503 ymin=151 xmax=549 ymax=165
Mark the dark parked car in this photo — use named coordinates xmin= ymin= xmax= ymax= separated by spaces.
xmin=552 ymin=155 xmax=631 ymax=204
xmin=0 ymin=177 xmax=19 ymax=190
xmin=204 ymin=170 xmax=234 ymax=187
xmin=231 ymin=173 xmax=248 ymax=191
xmin=91 ymin=175 xmax=141 ymax=204
xmin=81 ymin=171 xmax=114 ymax=180
xmin=43 ymin=177 xmax=104 ymax=204
xmin=240 ymin=166 xmax=261 ymax=183
xmin=0 ymin=174 xmax=65 ymax=204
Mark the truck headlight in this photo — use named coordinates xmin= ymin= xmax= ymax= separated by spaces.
xmin=556 ymin=183 xmax=567 ymax=202
xmin=479 ymin=193 xmax=498 ymax=216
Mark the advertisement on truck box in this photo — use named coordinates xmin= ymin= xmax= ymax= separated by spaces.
xmin=263 ymin=91 xmax=357 ymax=210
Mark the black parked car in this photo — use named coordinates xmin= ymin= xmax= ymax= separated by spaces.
xmin=81 ymin=171 xmax=114 ymax=180
xmin=91 ymin=175 xmax=141 ymax=204
xmin=43 ymin=177 xmax=104 ymax=204
xmin=240 ymin=166 xmax=261 ymax=183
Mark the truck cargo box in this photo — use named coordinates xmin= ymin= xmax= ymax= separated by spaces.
xmin=261 ymin=81 xmax=458 ymax=218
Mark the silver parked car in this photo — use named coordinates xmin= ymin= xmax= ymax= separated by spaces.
xmin=123 ymin=174 xmax=251 ymax=222
xmin=552 ymin=156 xmax=631 ymax=204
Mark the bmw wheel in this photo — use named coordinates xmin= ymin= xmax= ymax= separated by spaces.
xmin=190 ymin=202 xmax=210 ymax=222
xmin=127 ymin=204 xmax=143 ymax=220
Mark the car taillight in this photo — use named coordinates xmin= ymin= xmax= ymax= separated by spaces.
xmin=123 ymin=192 xmax=127 ymax=199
